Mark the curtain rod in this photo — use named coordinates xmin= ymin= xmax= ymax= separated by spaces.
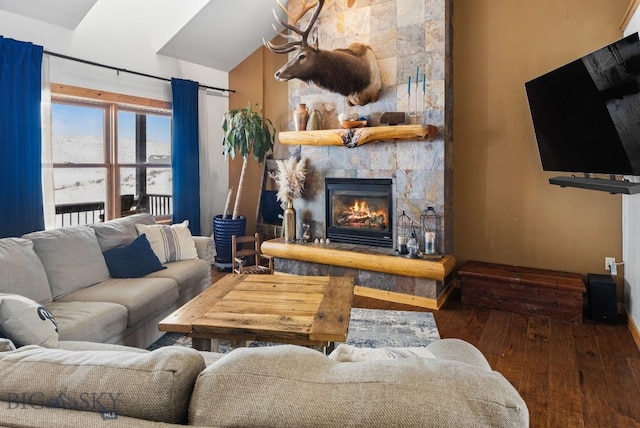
xmin=44 ymin=50 xmax=235 ymax=93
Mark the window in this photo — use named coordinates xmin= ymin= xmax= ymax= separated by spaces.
xmin=51 ymin=87 xmax=172 ymax=227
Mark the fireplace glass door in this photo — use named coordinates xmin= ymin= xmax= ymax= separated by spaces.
xmin=325 ymin=178 xmax=393 ymax=248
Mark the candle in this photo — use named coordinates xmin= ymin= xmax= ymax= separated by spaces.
xmin=407 ymin=75 xmax=411 ymax=94
xmin=422 ymin=73 xmax=426 ymax=93
xmin=424 ymin=231 xmax=436 ymax=254
xmin=397 ymin=235 xmax=408 ymax=255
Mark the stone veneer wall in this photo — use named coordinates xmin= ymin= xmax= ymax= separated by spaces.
xmin=281 ymin=0 xmax=452 ymax=258
xmin=275 ymin=257 xmax=444 ymax=299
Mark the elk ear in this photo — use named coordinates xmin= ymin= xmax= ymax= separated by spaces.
xmin=310 ymin=27 xmax=319 ymax=50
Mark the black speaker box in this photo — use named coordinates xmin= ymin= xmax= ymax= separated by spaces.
xmin=587 ymin=273 xmax=617 ymax=323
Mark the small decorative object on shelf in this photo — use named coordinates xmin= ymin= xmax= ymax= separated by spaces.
xmin=283 ymin=201 xmax=296 ymax=243
xmin=270 ymin=157 xmax=309 ymax=242
xmin=420 ymin=206 xmax=440 ymax=255
xmin=301 ymin=223 xmax=311 ymax=243
xmin=294 ymin=103 xmax=309 ymax=131
xmin=308 ymin=109 xmax=322 ymax=130
xmin=406 ymin=226 xmax=420 ymax=259
xmin=396 ymin=210 xmax=411 ymax=255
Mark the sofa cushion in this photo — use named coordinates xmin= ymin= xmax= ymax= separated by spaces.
xmin=47 ymin=301 xmax=128 ymax=343
xmin=57 ymin=277 xmax=178 ymax=328
xmin=145 ymin=258 xmax=211 ymax=298
xmin=103 ymin=233 xmax=166 ymax=278
xmin=90 ymin=213 xmax=157 ymax=252
xmin=328 ymin=343 xmax=436 ymax=361
xmin=23 ymin=226 xmax=110 ymax=300
xmin=56 ymin=340 xmax=148 ymax=353
xmin=190 ymin=345 xmax=529 ymax=427
xmin=135 ymin=221 xmax=198 ymax=264
xmin=0 ymin=345 xmax=205 ymax=423
xmin=0 ymin=238 xmax=52 ymax=303
xmin=0 ymin=294 xmax=58 ymax=348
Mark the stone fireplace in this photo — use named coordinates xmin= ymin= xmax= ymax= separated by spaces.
xmin=325 ymin=178 xmax=393 ymax=248
xmin=267 ymin=0 xmax=453 ymax=302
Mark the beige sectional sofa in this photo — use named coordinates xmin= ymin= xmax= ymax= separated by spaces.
xmin=0 ymin=213 xmax=212 ymax=349
xmin=0 ymin=338 xmax=529 ymax=427
xmin=0 ymin=214 xmax=529 ymax=427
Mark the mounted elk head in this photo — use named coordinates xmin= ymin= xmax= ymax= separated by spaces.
xmin=265 ymin=0 xmax=382 ymax=106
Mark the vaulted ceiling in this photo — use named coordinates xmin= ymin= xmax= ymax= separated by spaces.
xmin=0 ymin=0 xmax=287 ymax=72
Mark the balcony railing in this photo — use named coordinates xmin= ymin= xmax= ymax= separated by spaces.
xmin=55 ymin=202 xmax=105 ymax=227
xmin=137 ymin=194 xmax=172 ymax=218
xmin=55 ymin=194 xmax=172 ymax=227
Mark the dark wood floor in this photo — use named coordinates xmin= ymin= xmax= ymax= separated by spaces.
xmin=434 ymin=294 xmax=640 ymax=428
xmin=211 ymin=270 xmax=640 ymax=427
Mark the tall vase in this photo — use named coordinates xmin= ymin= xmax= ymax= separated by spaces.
xmin=284 ymin=200 xmax=296 ymax=242
xmin=293 ymin=103 xmax=309 ymax=131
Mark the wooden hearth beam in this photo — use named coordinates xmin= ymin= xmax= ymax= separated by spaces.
xmin=261 ymin=239 xmax=455 ymax=281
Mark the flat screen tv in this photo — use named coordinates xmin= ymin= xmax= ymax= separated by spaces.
xmin=525 ymin=33 xmax=640 ymax=178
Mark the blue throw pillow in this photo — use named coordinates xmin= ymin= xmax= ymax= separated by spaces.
xmin=103 ymin=233 xmax=166 ymax=278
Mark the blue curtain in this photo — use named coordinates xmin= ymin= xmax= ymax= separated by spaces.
xmin=0 ymin=37 xmax=44 ymax=238
xmin=171 ymin=78 xmax=201 ymax=235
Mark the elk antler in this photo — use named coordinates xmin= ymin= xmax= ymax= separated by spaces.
xmin=279 ymin=0 xmax=318 ymax=26
xmin=265 ymin=0 xmax=324 ymax=54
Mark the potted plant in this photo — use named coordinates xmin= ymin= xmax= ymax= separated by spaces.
xmin=214 ymin=102 xmax=275 ymax=268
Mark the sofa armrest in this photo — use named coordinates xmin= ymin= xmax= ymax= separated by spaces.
xmin=425 ymin=338 xmax=492 ymax=370
xmin=192 ymin=236 xmax=214 ymax=264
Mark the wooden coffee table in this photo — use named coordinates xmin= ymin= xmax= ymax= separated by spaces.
xmin=158 ymin=274 xmax=354 ymax=352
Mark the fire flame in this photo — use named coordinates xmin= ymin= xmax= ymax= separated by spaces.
xmin=341 ymin=200 xmax=386 ymax=227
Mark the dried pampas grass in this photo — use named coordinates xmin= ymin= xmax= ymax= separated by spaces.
xmin=270 ymin=157 xmax=308 ymax=203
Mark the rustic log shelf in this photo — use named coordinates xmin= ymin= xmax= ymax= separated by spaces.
xmin=261 ymin=238 xmax=455 ymax=281
xmin=278 ymin=124 xmax=437 ymax=148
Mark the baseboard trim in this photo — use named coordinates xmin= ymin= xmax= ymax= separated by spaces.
xmin=626 ymin=308 xmax=640 ymax=350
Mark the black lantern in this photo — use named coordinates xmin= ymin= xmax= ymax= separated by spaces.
xmin=396 ymin=210 xmax=411 ymax=255
xmin=420 ymin=207 xmax=440 ymax=254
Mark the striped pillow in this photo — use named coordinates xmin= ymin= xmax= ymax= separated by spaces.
xmin=135 ymin=221 xmax=198 ymax=264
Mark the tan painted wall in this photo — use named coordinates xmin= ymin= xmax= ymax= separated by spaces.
xmin=453 ymin=0 xmax=630 ymax=298
xmin=228 ymin=41 xmax=288 ymax=235
xmin=232 ymin=1 xmax=632 ymax=300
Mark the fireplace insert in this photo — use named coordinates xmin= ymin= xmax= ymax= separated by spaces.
xmin=325 ymin=178 xmax=393 ymax=248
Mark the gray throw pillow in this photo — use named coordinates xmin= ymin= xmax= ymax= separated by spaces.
xmin=0 ymin=238 xmax=52 ymax=303
xmin=23 ymin=226 xmax=110 ymax=299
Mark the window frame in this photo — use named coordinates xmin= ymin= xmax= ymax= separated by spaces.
xmin=51 ymin=84 xmax=172 ymax=222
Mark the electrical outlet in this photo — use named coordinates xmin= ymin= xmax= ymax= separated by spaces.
xmin=605 ymin=257 xmax=616 ymax=271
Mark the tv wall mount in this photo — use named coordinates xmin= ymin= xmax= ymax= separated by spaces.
xmin=549 ymin=174 xmax=640 ymax=195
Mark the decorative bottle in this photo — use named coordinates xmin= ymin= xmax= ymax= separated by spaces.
xmin=284 ymin=200 xmax=296 ymax=242
xmin=293 ymin=103 xmax=309 ymax=131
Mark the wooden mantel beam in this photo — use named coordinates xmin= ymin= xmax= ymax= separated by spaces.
xmin=261 ymin=238 xmax=455 ymax=281
xmin=278 ymin=124 xmax=437 ymax=147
